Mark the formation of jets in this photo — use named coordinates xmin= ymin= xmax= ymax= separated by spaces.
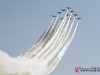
xmin=51 ymin=7 xmax=81 ymax=20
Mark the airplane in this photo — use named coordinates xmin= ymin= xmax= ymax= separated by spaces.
xmin=57 ymin=12 xmax=62 ymax=14
xmin=61 ymin=17 xmax=63 ymax=20
xmin=66 ymin=14 xmax=70 ymax=16
xmin=61 ymin=9 xmax=66 ymax=11
xmin=51 ymin=15 xmax=56 ymax=17
xmin=70 ymin=10 xmax=75 ymax=13
xmin=77 ymin=18 xmax=81 ymax=20
xmin=74 ymin=14 xmax=78 ymax=16
xmin=66 ymin=7 xmax=71 ymax=9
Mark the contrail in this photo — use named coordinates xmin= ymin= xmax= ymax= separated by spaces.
xmin=22 ymin=14 xmax=60 ymax=58
xmin=27 ymin=14 xmax=62 ymax=58
xmin=44 ymin=14 xmax=75 ymax=64
xmin=35 ymin=10 xmax=69 ymax=59
xmin=40 ymin=12 xmax=71 ymax=60
xmin=48 ymin=19 xmax=79 ymax=73
xmin=35 ymin=11 xmax=68 ymax=56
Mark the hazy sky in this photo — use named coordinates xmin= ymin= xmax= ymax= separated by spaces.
xmin=0 ymin=0 xmax=100 ymax=75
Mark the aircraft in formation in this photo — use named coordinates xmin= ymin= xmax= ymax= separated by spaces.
xmin=66 ymin=7 xmax=71 ymax=9
xmin=51 ymin=7 xmax=81 ymax=20
xmin=66 ymin=14 xmax=70 ymax=16
xmin=70 ymin=10 xmax=75 ymax=13
xmin=61 ymin=9 xmax=66 ymax=11
xmin=57 ymin=12 xmax=62 ymax=14
xmin=61 ymin=17 xmax=63 ymax=20
xmin=51 ymin=15 xmax=56 ymax=17
xmin=77 ymin=18 xmax=81 ymax=20
xmin=74 ymin=14 xmax=78 ymax=16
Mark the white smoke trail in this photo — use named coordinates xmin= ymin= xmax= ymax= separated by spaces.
xmin=42 ymin=13 xmax=62 ymax=43
xmin=39 ymin=11 xmax=70 ymax=59
xmin=38 ymin=17 xmax=55 ymax=42
xmin=35 ymin=10 xmax=69 ymax=59
xmin=0 ymin=50 xmax=48 ymax=75
xmin=40 ymin=17 xmax=70 ymax=59
xmin=22 ymin=13 xmax=62 ymax=57
xmin=48 ymin=20 xmax=79 ymax=73
xmin=44 ymin=14 xmax=74 ymax=64
xmin=21 ymin=17 xmax=56 ymax=57
xmin=25 ymin=14 xmax=61 ymax=58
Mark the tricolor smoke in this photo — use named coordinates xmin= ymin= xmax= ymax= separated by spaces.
xmin=0 ymin=7 xmax=81 ymax=75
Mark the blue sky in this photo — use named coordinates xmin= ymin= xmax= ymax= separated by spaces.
xmin=0 ymin=0 xmax=100 ymax=75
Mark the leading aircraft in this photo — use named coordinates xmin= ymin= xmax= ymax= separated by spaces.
xmin=66 ymin=7 xmax=71 ymax=9
xmin=61 ymin=9 xmax=66 ymax=11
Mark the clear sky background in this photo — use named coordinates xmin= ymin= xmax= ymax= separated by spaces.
xmin=0 ymin=0 xmax=100 ymax=75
